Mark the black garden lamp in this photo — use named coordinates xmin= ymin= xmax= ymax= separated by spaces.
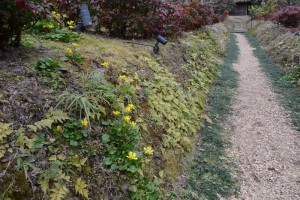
xmin=76 ymin=4 xmax=92 ymax=33
xmin=153 ymin=35 xmax=168 ymax=54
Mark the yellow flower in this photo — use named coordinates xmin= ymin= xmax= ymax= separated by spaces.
xmin=67 ymin=20 xmax=74 ymax=26
xmin=72 ymin=43 xmax=78 ymax=47
xmin=62 ymin=14 xmax=67 ymax=18
xmin=130 ymin=121 xmax=136 ymax=127
xmin=81 ymin=119 xmax=88 ymax=127
xmin=113 ymin=111 xmax=120 ymax=116
xmin=128 ymin=104 xmax=134 ymax=109
xmin=65 ymin=48 xmax=72 ymax=54
xmin=57 ymin=125 xmax=63 ymax=132
xmin=125 ymin=104 xmax=134 ymax=113
xmin=123 ymin=116 xmax=131 ymax=122
xmin=125 ymin=106 xmax=132 ymax=113
xmin=126 ymin=151 xmax=138 ymax=160
xmin=69 ymin=25 xmax=75 ymax=29
xmin=119 ymin=75 xmax=127 ymax=82
xmin=48 ymin=25 xmax=54 ymax=29
xmin=144 ymin=146 xmax=154 ymax=155
xmin=51 ymin=11 xmax=57 ymax=15
xmin=101 ymin=62 xmax=109 ymax=67
xmin=55 ymin=13 xmax=61 ymax=18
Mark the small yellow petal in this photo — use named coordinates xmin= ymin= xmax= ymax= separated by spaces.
xmin=144 ymin=146 xmax=154 ymax=155
xmin=101 ymin=62 xmax=109 ymax=67
xmin=57 ymin=125 xmax=63 ymax=132
xmin=113 ymin=111 xmax=120 ymax=116
xmin=130 ymin=121 xmax=136 ymax=127
xmin=123 ymin=116 xmax=131 ymax=122
xmin=72 ymin=43 xmax=78 ymax=47
xmin=125 ymin=106 xmax=132 ymax=113
xmin=65 ymin=48 xmax=72 ymax=54
xmin=126 ymin=151 xmax=138 ymax=160
xmin=81 ymin=119 xmax=88 ymax=127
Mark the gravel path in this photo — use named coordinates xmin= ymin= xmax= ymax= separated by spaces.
xmin=227 ymin=33 xmax=300 ymax=199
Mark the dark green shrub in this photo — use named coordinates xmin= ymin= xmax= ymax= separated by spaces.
xmin=0 ymin=0 xmax=40 ymax=47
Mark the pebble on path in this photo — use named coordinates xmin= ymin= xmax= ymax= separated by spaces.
xmin=227 ymin=33 xmax=300 ymax=200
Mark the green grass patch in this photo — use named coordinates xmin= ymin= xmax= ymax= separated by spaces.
xmin=246 ymin=34 xmax=300 ymax=131
xmin=183 ymin=34 xmax=240 ymax=199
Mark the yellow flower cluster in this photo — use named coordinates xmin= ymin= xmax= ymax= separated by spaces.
xmin=123 ymin=115 xmax=136 ymax=127
xmin=67 ymin=20 xmax=75 ymax=29
xmin=126 ymin=146 xmax=154 ymax=161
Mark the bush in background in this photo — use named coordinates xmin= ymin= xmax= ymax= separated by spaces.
xmin=0 ymin=0 xmax=39 ymax=47
xmin=275 ymin=6 xmax=300 ymax=28
xmin=90 ymin=0 xmax=218 ymax=38
xmin=251 ymin=0 xmax=300 ymax=28
xmin=0 ymin=0 xmax=220 ymax=46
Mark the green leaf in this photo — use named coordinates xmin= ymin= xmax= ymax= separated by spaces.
xmin=111 ymin=164 xmax=118 ymax=170
xmin=101 ymin=121 xmax=111 ymax=126
xmin=108 ymin=145 xmax=116 ymax=154
xmin=82 ymin=130 xmax=89 ymax=137
xmin=74 ymin=178 xmax=89 ymax=199
xmin=103 ymin=157 xmax=112 ymax=165
xmin=127 ymin=166 xmax=137 ymax=173
xmin=102 ymin=134 xmax=110 ymax=144
xmin=70 ymin=140 xmax=78 ymax=147
xmin=0 ymin=123 xmax=13 ymax=141
xmin=60 ymin=56 xmax=70 ymax=62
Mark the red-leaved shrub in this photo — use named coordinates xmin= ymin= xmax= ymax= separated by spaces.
xmin=0 ymin=0 xmax=40 ymax=47
xmin=258 ymin=6 xmax=300 ymax=28
xmin=219 ymin=10 xmax=230 ymax=22
xmin=89 ymin=0 xmax=219 ymax=38
xmin=0 ymin=0 xmax=220 ymax=47
xmin=275 ymin=6 xmax=300 ymax=28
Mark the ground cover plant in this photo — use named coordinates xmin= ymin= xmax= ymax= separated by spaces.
xmin=168 ymin=34 xmax=240 ymax=199
xmin=0 ymin=0 xmax=232 ymax=199
xmin=0 ymin=20 xmax=230 ymax=199
xmin=249 ymin=20 xmax=300 ymax=85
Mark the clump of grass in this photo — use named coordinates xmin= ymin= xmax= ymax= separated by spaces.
xmin=246 ymin=34 xmax=300 ymax=131
xmin=185 ymin=34 xmax=240 ymax=200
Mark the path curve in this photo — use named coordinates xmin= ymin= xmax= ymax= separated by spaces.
xmin=228 ymin=34 xmax=300 ymax=199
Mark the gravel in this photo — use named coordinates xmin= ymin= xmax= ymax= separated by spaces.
xmin=227 ymin=33 xmax=300 ymax=200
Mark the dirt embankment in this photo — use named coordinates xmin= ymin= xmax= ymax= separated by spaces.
xmin=0 ymin=23 xmax=229 ymax=199
xmin=248 ymin=20 xmax=300 ymax=84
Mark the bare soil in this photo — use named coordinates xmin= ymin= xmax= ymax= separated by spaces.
xmin=228 ymin=34 xmax=300 ymax=199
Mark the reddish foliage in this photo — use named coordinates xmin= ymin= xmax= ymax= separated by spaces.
xmin=89 ymin=0 xmax=219 ymax=38
xmin=14 ymin=0 xmax=26 ymax=11
xmin=1 ymin=0 xmax=221 ymax=47
xmin=219 ymin=10 xmax=230 ymax=22
xmin=276 ymin=6 xmax=300 ymax=28
xmin=259 ymin=6 xmax=300 ymax=28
